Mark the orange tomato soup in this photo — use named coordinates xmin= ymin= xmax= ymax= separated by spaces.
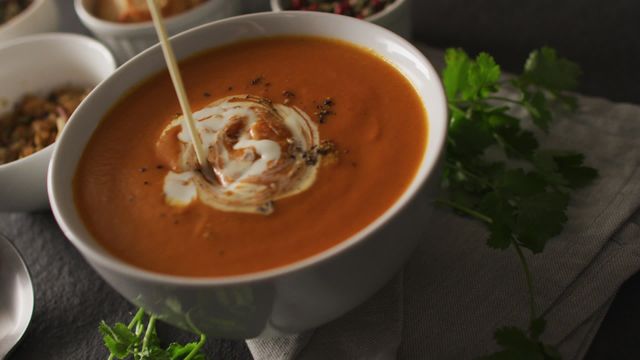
xmin=74 ymin=36 xmax=427 ymax=277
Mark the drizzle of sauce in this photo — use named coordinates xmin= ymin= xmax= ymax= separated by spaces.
xmin=156 ymin=95 xmax=320 ymax=214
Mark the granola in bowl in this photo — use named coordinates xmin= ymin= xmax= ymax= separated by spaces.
xmin=0 ymin=86 xmax=90 ymax=165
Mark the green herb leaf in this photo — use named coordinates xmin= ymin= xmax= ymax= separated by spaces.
xmin=523 ymin=91 xmax=552 ymax=132
xmin=548 ymin=151 xmax=599 ymax=189
xmin=481 ymin=326 xmax=561 ymax=360
xmin=442 ymin=50 xmax=501 ymax=101
xmin=529 ymin=317 xmax=546 ymax=340
xmin=449 ymin=112 xmax=495 ymax=155
xmin=100 ymin=309 xmax=208 ymax=360
xmin=464 ymin=52 xmax=501 ymax=101
xmin=441 ymin=46 xmax=595 ymax=360
xmin=487 ymin=111 xmax=518 ymax=128
xmin=139 ymin=347 xmax=170 ymax=360
xmin=167 ymin=342 xmax=206 ymax=360
xmin=478 ymin=193 xmax=514 ymax=250
xmin=522 ymin=47 xmax=581 ymax=92
xmin=495 ymin=126 xmax=539 ymax=160
xmin=99 ymin=321 xmax=138 ymax=359
xmin=495 ymin=169 xmax=546 ymax=198
xmin=443 ymin=48 xmax=471 ymax=100
xmin=516 ymin=191 xmax=569 ymax=253
xmin=533 ymin=150 xmax=598 ymax=190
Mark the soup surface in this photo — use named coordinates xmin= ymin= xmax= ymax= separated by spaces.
xmin=74 ymin=36 xmax=427 ymax=277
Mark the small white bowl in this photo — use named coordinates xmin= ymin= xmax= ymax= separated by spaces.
xmin=0 ymin=0 xmax=60 ymax=43
xmin=75 ymin=0 xmax=242 ymax=64
xmin=0 ymin=33 xmax=116 ymax=212
xmin=270 ymin=0 xmax=411 ymax=39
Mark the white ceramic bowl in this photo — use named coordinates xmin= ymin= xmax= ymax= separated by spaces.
xmin=49 ymin=11 xmax=446 ymax=338
xmin=0 ymin=33 xmax=116 ymax=212
xmin=271 ymin=0 xmax=411 ymax=39
xmin=0 ymin=0 xmax=60 ymax=43
xmin=75 ymin=0 xmax=242 ymax=64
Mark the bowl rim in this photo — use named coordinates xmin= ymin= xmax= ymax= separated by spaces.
xmin=0 ymin=32 xmax=116 ymax=172
xmin=270 ymin=0 xmax=407 ymax=21
xmin=365 ymin=0 xmax=407 ymax=22
xmin=49 ymin=11 xmax=447 ymax=287
xmin=74 ymin=0 xmax=228 ymax=32
xmin=0 ymin=0 xmax=47 ymax=34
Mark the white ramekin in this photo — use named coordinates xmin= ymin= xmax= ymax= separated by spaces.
xmin=0 ymin=33 xmax=116 ymax=212
xmin=270 ymin=0 xmax=412 ymax=39
xmin=75 ymin=0 xmax=242 ymax=64
xmin=0 ymin=0 xmax=60 ymax=43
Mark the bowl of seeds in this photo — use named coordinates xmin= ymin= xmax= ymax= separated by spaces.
xmin=270 ymin=0 xmax=411 ymax=39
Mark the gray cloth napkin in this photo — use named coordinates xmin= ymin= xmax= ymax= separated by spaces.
xmin=247 ymin=46 xmax=640 ymax=359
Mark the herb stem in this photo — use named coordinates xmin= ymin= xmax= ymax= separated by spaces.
xmin=448 ymin=103 xmax=465 ymax=113
xmin=184 ymin=334 xmax=207 ymax=360
xmin=513 ymin=241 xmax=537 ymax=321
xmin=488 ymin=96 xmax=522 ymax=105
xmin=141 ymin=315 xmax=157 ymax=353
xmin=444 ymin=160 xmax=494 ymax=189
xmin=436 ymin=199 xmax=493 ymax=224
xmin=129 ymin=308 xmax=145 ymax=329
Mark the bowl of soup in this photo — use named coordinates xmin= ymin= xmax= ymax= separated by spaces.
xmin=48 ymin=11 xmax=447 ymax=337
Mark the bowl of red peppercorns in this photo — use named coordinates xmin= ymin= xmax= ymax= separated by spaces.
xmin=270 ymin=0 xmax=411 ymax=39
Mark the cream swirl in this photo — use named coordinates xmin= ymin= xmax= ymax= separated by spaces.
xmin=157 ymin=95 xmax=320 ymax=214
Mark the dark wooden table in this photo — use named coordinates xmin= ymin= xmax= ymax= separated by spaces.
xmin=6 ymin=1 xmax=638 ymax=359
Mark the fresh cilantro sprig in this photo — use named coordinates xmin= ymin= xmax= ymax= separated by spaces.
xmin=100 ymin=308 xmax=207 ymax=360
xmin=440 ymin=47 xmax=597 ymax=359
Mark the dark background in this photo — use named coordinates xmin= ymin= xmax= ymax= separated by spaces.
xmin=7 ymin=0 xmax=639 ymax=359
xmin=412 ymin=0 xmax=640 ymax=105
xmin=409 ymin=1 xmax=640 ymax=358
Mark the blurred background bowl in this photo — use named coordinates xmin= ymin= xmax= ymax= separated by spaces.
xmin=75 ymin=0 xmax=242 ymax=64
xmin=270 ymin=0 xmax=411 ymax=39
xmin=0 ymin=33 xmax=115 ymax=212
xmin=0 ymin=0 xmax=60 ymax=43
